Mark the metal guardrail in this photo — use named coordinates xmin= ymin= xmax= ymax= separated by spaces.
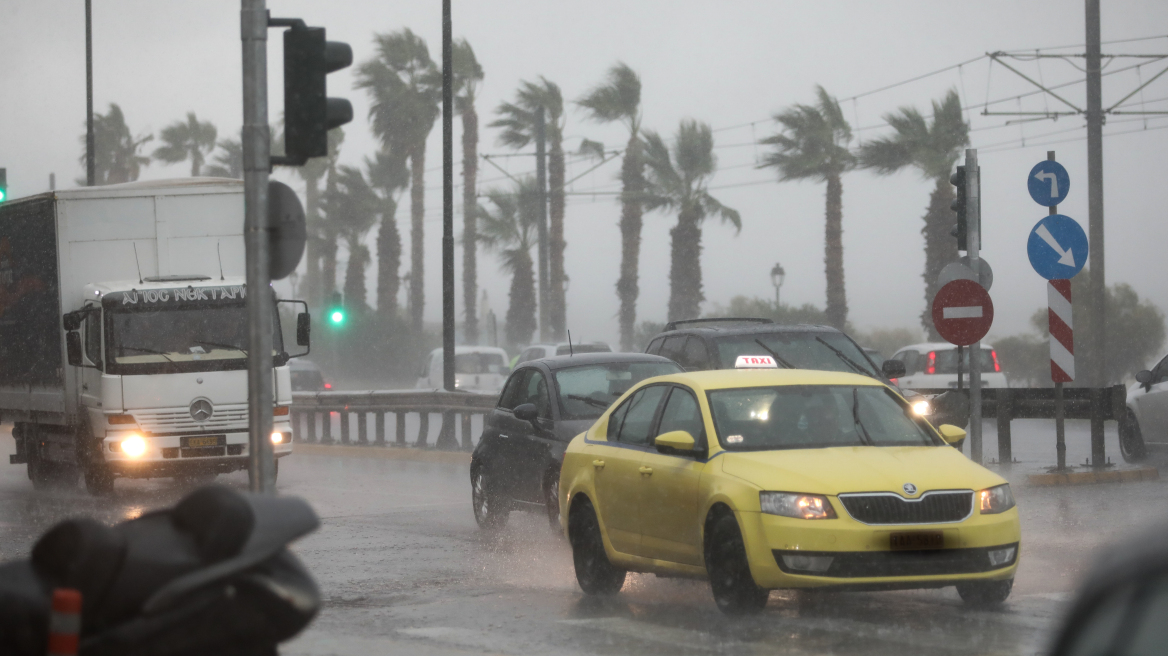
xmin=290 ymin=389 xmax=498 ymax=451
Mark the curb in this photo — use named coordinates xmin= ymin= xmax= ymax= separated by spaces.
xmin=1027 ymin=466 xmax=1159 ymax=487
xmin=292 ymin=443 xmax=472 ymax=464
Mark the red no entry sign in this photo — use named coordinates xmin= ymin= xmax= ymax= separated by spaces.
xmin=931 ymin=279 xmax=994 ymax=346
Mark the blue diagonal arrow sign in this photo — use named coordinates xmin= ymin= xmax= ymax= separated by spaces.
xmin=1028 ymin=214 xmax=1088 ymax=280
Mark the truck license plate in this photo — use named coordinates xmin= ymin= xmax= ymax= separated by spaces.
xmin=890 ymin=531 xmax=944 ymax=550
xmin=185 ymin=436 xmax=222 ymax=448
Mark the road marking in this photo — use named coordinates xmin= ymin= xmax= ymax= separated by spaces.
xmin=942 ymin=306 xmax=983 ymax=319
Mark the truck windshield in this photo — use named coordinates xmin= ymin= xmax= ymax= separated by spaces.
xmin=106 ymin=303 xmax=283 ymax=374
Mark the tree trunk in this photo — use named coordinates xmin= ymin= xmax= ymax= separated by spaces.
xmin=409 ymin=146 xmax=426 ymax=331
xmin=920 ymin=177 xmax=958 ymax=339
xmin=505 ymin=251 xmax=537 ymax=349
xmin=668 ymin=203 xmax=704 ymax=322
xmin=343 ymin=242 xmax=368 ymax=315
xmin=376 ymin=207 xmax=401 ymax=318
xmin=190 ymin=150 xmax=200 ymax=178
xmin=616 ymin=134 xmax=645 ymax=351
xmin=824 ymin=172 xmax=848 ymax=331
xmin=548 ymin=136 xmax=567 ymax=341
xmin=303 ymin=176 xmax=321 ymax=309
xmin=320 ymin=229 xmax=338 ymax=299
xmin=461 ymin=106 xmax=479 ymax=344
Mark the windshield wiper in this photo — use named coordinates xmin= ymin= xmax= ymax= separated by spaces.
xmin=194 ymin=340 xmax=248 ymax=355
xmin=815 ymin=337 xmax=874 ymax=378
xmin=852 ymin=388 xmax=874 ymax=446
xmin=566 ymin=394 xmax=610 ymax=409
xmin=119 ymin=345 xmax=176 ymax=363
xmin=752 ymin=339 xmax=795 ymax=368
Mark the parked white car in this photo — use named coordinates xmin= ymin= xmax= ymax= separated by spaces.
xmin=515 ymin=341 xmax=611 ymax=365
xmin=1120 ymin=353 xmax=1168 ymax=462
xmin=888 ymin=342 xmax=1009 ymax=390
xmin=416 ymin=346 xmax=511 ymax=394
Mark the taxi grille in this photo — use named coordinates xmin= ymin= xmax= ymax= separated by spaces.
xmin=839 ymin=491 xmax=973 ymax=525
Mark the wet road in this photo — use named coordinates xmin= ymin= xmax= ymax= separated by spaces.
xmin=1 ymin=419 xmax=1164 ymax=655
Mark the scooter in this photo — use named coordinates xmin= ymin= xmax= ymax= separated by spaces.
xmin=0 ymin=485 xmax=320 ymax=655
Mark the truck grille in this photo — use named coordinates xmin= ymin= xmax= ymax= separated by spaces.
xmin=839 ymin=491 xmax=973 ymax=525
xmin=134 ymin=405 xmax=249 ymax=436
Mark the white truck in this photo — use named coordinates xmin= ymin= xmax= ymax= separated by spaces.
xmin=0 ymin=178 xmax=309 ymax=494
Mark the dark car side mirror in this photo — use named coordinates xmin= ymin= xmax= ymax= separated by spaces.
xmin=1136 ymin=369 xmax=1154 ymax=389
xmin=882 ymin=360 xmax=907 ymax=379
xmin=66 ymin=331 xmax=83 ymax=367
xmin=296 ymin=312 xmax=311 ymax=347
xmin=514 ymin=403 xmax=538 ymax=422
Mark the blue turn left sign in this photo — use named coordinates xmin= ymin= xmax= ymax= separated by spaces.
xmin=1028 ymin=160 xmax=1070 ymax=207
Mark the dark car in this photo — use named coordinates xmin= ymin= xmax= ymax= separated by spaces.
xmin=288 ymin=358 xmax=330 ymax=391
xmin=470 ymin=352 xmax=682 ymax=530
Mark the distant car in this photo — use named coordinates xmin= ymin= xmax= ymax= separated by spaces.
xmin=1119 ymin=352 xmax=1168 ymax=463
xmin=888 ymin=342 xmax=1008 ymax=390
xmin=863 ymin=348 xmax=886 ymax=369
xmin=416 ymin=346 xmax=511 ymax=393
xmin=289 ymin=358 xmax=330 ymax=391
xmin=516 ymin=342 xmax=612 ymax=365
xmin=470 ymin=353 xmax=682 ymax=530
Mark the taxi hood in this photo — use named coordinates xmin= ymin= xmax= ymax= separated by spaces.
xmin=719 ymin=445 xmax=1005 ymax=496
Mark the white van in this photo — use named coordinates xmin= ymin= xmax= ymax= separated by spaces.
xmin=416 ymin=346 xmax=511 ymax=394
xmin=889 ymin=342 xmax=1009 ymax=389
xmin=515 ymin=341 xmax=612 ymax=365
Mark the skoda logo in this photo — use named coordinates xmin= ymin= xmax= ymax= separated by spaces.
xmin=190 ymin=399 xmax=214 ymax=422
xmin=903 ymin=483 xmax=918 ymax=496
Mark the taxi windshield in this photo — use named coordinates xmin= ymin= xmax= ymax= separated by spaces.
xmin=707 ymin=385 xmax=938 ymax=451
xmin=714 ymin=333 xmax=880 ymax=377
xmin=555 ymin=361 xmax=683 ymax=419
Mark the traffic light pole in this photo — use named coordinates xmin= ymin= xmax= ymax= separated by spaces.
xmin=966 ymin=148 xmax=984 ymax=464
xmin=441 ymin=0 xmax=455 ymax=394
xmin=241 ymin=0 xmax=276 ymax=493
xmin=85 ymin=0 xmax=95 ymax=187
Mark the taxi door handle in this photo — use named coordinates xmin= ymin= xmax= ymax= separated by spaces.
xmin=639 ymin=466 xmax=654 ymax=475
xmin=592 ymin=460 xmax=605 ymax=469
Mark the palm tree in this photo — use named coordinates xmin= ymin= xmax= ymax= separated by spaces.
xmin=490 ymin=78 xmax=568 ymax=340
xmin=356 ymin=29 xmax=441 ymax=331
xmin=78 ymin=103 xmax=152 ymax=184
xmin=321 ymin=165 xmax=381 ymax=314
xmin=297 ymin=128 xmax=345 ymax=309
xmin=858 ymin=90 xmax=969 ymax=339
xmin=478 ymin=179 xmax=541 ymax=349
xmin=366 ymin=148 xmax=409 ymax=317
xmin=759 ymin=86 xmax=857 ymax=330
xmin=153 ymin=112 xmax=217 ymax=176
xmin=203 ymin=137 xmax=242 ymax=179
xmin=642 ymin=120 xmax=741 ymax=322
xmin=453 ymin=39 xmax=484 ymax=343
xmin=577 ymin=63 xmax=644 ymax=351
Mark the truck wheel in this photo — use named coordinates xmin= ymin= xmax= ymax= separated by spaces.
xmin=84 ymin=464 xmax=114 ymax=496
xmin=957 ymin=578 xmax=1013 ymax=606
xmin=568 ymin=498 xmax=626 ymax=595
xmin=27 ymin=453 xmax=55 ymax=490
xmin=1120 ymin=410 xmax=1148 ymax=463
xmin=247 ymin=459 xmax=279 ymax=488
xmin=706 ymin=512 xmax=769 ymax=615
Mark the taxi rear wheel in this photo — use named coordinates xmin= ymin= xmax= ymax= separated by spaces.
xmin=568 ymin=498 xmax=626 ymax=595
xmin=956 ymin=578 xmax=1013 ymax=606
xmin=706 ymin=512 xmax=769 ymax=615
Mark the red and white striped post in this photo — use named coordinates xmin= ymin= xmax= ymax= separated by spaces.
xmin=1049 ymin=278 xmax=1072 ymax=471
xmin=47 ymin=588 xmax=82 ymax=656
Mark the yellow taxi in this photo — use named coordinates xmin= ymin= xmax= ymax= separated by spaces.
xmin=558 ymin=357 xmax=1021 ymax=614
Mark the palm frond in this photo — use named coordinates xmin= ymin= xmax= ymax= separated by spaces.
xmin=576 ymin=62 xmax=641 ymax=127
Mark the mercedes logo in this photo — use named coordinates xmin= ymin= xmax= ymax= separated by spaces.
xmin=190 ymin=399 xmax=214 ymax=422
xmin=903 ymin=483 xmax=918 ymax=496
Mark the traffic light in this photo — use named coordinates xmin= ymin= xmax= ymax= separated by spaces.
xmin=0 ymin=168 xmax=7 ymax=203
xmin=281 ymin=24 xmax=353 ymax=164
xmin=950 ymin=165 xmax=967 ymax=251
xmin=327 ymin=292 xmax=345 ymax=326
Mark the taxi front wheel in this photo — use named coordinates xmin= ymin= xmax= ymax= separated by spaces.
xmin=569 ymin=498 xmax=626 ymax=595
xmin=956 ymin=578 xmax=1013 ymax=606
xmin=706 ymin=513 xmax=769 ymax=615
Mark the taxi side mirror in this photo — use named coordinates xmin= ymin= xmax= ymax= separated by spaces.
xmin=654 ymin=430 xmax=696 ymax=453
xmin=938 ymin=424 xmax=967 ymax=445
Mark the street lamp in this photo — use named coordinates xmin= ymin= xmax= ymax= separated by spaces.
xmin=562 ymin=274 xmax=570 ymax=294
xmin=770 ymin=263 xmax=785 ymax=306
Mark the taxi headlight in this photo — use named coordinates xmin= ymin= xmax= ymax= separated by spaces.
xmin=760 ymin=492 xmax=837 ymax=519
xmin=978 ymin=484 xmax=1016 ymax=514
xmin=911 ymin=400 xmax=932 ymax=416
xmin=120 ymin=434 xmax=147 ymax=458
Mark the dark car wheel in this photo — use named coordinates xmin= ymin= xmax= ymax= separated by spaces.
xmin=568 ymin=498 xmax=626 ymax=595
xmin=957 ymin=578 xmax=1013 ymax=606
xmin=471 ymin=467 xmax=509 ymax=529
xmin=706 ymin=512 xmax=768 ymax=615
xmin=544 ymin=472 xmax=562 ymax=532
xmin=1120 ymin=409 xmax=1148 ymax=463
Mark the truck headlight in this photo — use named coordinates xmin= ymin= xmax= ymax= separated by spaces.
xmin=978 ymin=484 xmax=1016 ymax=514
xmin=760 ymin=492 xmax=837 ymax=519
xmin=120 ymin=435 xmax=147 ymax=458
xmin=271 ymin=432 xmax=286 ymax=444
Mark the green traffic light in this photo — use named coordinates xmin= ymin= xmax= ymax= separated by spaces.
xmin=0 ymin=189 xmax=6 ymax=203
xmin=330 ymin=310 xmax=344 ymax=324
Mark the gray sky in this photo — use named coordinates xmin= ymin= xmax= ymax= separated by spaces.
xmin=3 ymin=1 xmax=1167 ymax=349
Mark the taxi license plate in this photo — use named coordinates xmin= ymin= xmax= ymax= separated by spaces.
xmin=890 ymin=531 xmax=944 ymax=550
xmin=185 ymin=436 xmax=222 ymax=448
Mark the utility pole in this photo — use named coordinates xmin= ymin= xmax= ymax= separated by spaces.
xmin=535 ymin=107 xmax=549 ymax=342
xmin=241 ymin=0 xmax=275 ymax=492
xmin=966 ymin=148 xmax=983 ymax=464
xmin=1085 ymin=0 xmax=1108 ymax=461
xmin=442 ymin=0 xmax=455 ymax=393
xmin=85 ymin=0 xmax=95 ymax=187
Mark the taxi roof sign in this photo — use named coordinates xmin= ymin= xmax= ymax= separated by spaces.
xmin=735 ymin=355 xmax=778 ymax=369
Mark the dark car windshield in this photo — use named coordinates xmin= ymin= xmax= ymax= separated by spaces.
xmin=714 ymin=333 xmax=880 ymax=377
xmin=707 ymin=385 xmax=939 ymax=451
xmin=555 ymin=361 xmax=683 ymax=419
